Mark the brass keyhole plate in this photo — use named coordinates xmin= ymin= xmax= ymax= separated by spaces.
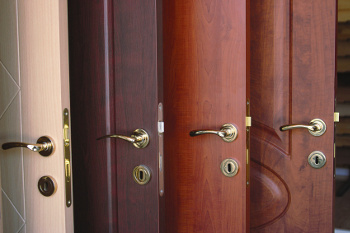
xmin=220 ymin=159 xmax=239 ymax=177
xmin=308 ymin=151 xmax=326 ymax=169
xmin=133 ymin=165 xmax=151 ymax=185
xmin=38 ymin=176 xmax=57 ymax=196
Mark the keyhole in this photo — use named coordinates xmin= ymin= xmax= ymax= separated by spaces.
xmin=308 ymin=151 xmax=326 ymax=169
xmin=43 ymin=181 xmax=48 ymax=192
xmin=139 ymin=170 xmax=144 ymax=181
xmin=38 ymin=176 xmax=56 ymax=196
xmin=227 ymin=163 xmax=232 ymax=173
xmin=315 ymin=156 xmax=319 ymax=165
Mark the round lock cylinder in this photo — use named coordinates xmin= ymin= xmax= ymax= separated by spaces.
xmin=220 ymin=159 xmax=239 ymax=177
xmin=308 ymin=151 xmax=327 ymax=169
xmin=133 ymin=165 xmax=151 ymax=185
xmin=38 ymin=176 xmax=57 ymax=196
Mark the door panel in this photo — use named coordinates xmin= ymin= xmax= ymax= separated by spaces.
xmin=250 ymin=0 xmax=335 ymax=232
xmin=163 ymin=1 xmax=248 ymax=232
xmin=113 ymin=0 xmax=161 ymax=232
xmin=0 ymin=93 xmax=23 ymax=233
xmin=69 ymin=0 xmax=162 ymax=232
xmin=0 ymin=0 xmax=73 ymax=232
xmin=68 ymin=1 xmax=118 ymax=232
xmin=0 ymin=0 xmax=19 ymax=83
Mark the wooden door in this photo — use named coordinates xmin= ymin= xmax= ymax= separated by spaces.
xmin=250 ymin=0 xmax=336 ymax=232
xmin=69 ymin=0 xmax=162 ymax=232
xmin=0 ymin=0 xmax=73 ymax=232
xmin=163 ymin=0 xmax=249 ymax=232
xmin=69 ymin=0 xmax=249 ymax=232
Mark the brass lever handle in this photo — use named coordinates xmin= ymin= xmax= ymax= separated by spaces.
xmin=2 ymin=136 xmax=55 ymax=156
xmin=189 ymin=123 xmax=238 ymax=142
xmin=97 ymin=129 xmax=150 ymax=148
xmin=280 ymin=118 xmax=326 ymax=136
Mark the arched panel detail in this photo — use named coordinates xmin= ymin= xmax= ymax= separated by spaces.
xmin=250 ymin=160 xmax=291 ymax=229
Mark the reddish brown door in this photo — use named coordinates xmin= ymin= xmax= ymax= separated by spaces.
xmin=250 ymin=0 xmax=336 ymax=232
xmin=163 ymin=0 xmax=249 ymax=232
xmin=68 ymin=0 xmax=162 ymax=232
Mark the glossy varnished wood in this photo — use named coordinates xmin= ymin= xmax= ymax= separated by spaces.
xmin=113 ymin=0 xmax=161 ymax=232
xmin=69 ymin=0 xmax=117 ymax=232
xmin=163 ymin=1 xmax=248 ymax=232
xmin=69 ymin=0 xmax=161 ymax=232
xmin=250 ymin=0 xmax=336 ymax=232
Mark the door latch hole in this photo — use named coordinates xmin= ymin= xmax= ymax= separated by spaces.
xmin=227 ymin=163 xmax=232 ymax=173
xmin=139 ymin=170 xmax=144 ymax=181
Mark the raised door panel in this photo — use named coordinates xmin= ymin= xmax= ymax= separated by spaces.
xmin=163 ymin=1 xmax=248 ymax=232
xmin=250 ymin=0 xmax=335 ymax=232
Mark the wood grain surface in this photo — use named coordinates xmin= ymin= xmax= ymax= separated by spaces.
xmin=250 ymin=0 xmax=336 ymax=232
xmin=163 ymin=1 xmax=248 ymax=232
xmin=69 ymin=0 xmax=162 ymax=232
xmin=112 ymin=0 xmax=161 ymax=232
xmin=69 ymin=0 xmax=118 ymax=232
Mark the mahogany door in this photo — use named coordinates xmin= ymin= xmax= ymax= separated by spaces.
xmin=250 ymin=0 xmax=336 ymax=232
xmin=69 ymin=0 xmax=162 ymax=232
xmin=163 ymin=0 xmax=249 ymax=232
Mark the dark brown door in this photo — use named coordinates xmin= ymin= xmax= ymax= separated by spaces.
xmin=163 ymin=0 xmax=249 ymax=232
xmin=250 ymin=0 xmax=336 ymax=232
xmin=69 ymin=0 xmax=162 ymax=232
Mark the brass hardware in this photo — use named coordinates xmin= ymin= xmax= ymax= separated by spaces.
xmin=97 ymin=129 xmax=150 ymax=148
xmin=158 ymin=103 xmax=164 ymax=196
xmin=220 ymin=159 xmax=239 ymax=177
xmin=2 ymin=136 xmax=55 ymax=156
xmin=280 ymin=118 xmax=326 ymax=136
xmin=308 ymin=151 xmax=327 ymax=169
xmin=63 ymin=108 xmax=72 ymax=207
xmin=38 ymin=176 xmax=57 ymax=197
xmin=334 ymin=112 xmax=340 ymax=123
xmin=246 ymin=116 xmax=252 ymax=127
xmin=133 ymin=165 xmax=151 ymax=185
xmin=189 ymin=123 xmax=238 ymax=142
xmin=246 ymin=100 xmax=250 ymax=185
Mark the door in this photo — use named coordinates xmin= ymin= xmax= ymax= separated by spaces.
xmin=69 ymin=0 xmax=162 ymax=232
xmin=163 ymin=0 xmax=249 ymax=232
xmin=69 ymin=0 xmax=249 ymax=232
xmin=0 ymin=0 xmax=73 ymax=232
xmin=250 ymin=0 xmax=336 ymax=232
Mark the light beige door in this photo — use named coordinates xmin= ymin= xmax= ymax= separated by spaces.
xmin=0 ymin=0 xmax=73 ymax=232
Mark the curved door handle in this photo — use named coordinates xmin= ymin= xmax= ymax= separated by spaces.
xmin=97 ymin=129 xmax=149 ymax=148
xmin=2 ymin=136 xmax=55 ymax=156
xmin=280 ymin=118 xmax=326 ymax=136
xmin=189 ymin=123 xmax=238 ymax=142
